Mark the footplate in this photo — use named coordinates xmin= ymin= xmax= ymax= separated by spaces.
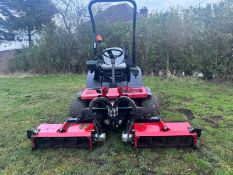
xmin=27 ymin=123 xmax=95 ymax=149
xmin=133 ymin=122 xmax=201 ymax=148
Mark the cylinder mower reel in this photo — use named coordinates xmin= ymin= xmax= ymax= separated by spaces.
xmin=27 ymin=0 xmax=202 ymax=150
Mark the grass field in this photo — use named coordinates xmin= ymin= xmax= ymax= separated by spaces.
xmin=0 ymin=74 xmax=232 ymax=175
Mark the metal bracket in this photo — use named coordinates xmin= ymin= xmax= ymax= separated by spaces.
xmin=27 ymin=128 xmax=40 ymax=139
xmin=188 ymin=127 xmax=202 ymax=138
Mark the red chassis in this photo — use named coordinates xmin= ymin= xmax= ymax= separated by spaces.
xmin=27 ymin=87 xmax=201 ymax=150
xmin=81 ymin=86 xmax=148 ymax=100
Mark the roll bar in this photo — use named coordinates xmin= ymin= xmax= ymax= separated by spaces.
xmin=88 ymin=0 xmax=137 ymax=66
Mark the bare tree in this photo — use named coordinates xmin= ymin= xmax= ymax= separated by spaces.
xmin=54 ymin=0 xmax=87 ymax=33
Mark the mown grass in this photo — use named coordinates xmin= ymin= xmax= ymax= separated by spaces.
xmin=0 ymin=74 xmax=232 ymax=175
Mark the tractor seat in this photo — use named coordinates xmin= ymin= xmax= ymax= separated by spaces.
xmin=101 ymin=47 xmax=127 ymax=70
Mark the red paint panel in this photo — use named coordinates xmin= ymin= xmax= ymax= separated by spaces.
xmin=134 ymin=122 xmax=196 ymax=137
xmin=81 ymin=87 xmax=149 ymax=100
xmin=127 ymin=87 xmax=148 ymax=98
xmin=81 ymin=89 xmax=99 ymax=100
xmin=33 ymin=123 xmax=94 ymax=138
xmin=106 ymin=88 xmax=119 ymax=99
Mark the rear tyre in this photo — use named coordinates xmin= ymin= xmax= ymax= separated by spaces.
xmin=69 ymin=95 xmax=86 ymax=118
xmin=141 ymin=95 xmax=160 ymax=117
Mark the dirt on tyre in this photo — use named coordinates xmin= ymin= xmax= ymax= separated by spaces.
xmin=69 ymin=95 xmax=86 ymax=118
xmin=141 ymin=95 xmax=160 ymax=117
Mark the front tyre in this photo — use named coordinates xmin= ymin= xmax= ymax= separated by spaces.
xmin=69 ymin=95 xmax=86 ymax=118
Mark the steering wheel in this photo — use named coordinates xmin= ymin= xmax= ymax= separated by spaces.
xmin=102 ymin=48 xmax=123 ymax=59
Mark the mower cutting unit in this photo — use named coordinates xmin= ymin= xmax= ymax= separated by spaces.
xmin=27 ymin=0 xmax=201 ymax=150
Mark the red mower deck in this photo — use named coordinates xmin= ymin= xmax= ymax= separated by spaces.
xmin=134 ymin=122 xmax=198 ymax=148
xmin=28 ymin=123 xmax=95 ymax=149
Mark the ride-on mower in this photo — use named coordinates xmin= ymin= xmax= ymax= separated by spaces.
xmin=27 ymin=0 xmax=201 ymax=150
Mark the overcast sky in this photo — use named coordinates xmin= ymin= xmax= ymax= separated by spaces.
xmin=136 ymin=0 xmax=220 ymax=11
xmin=0 ymin=0 xmax=222 ymax=51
